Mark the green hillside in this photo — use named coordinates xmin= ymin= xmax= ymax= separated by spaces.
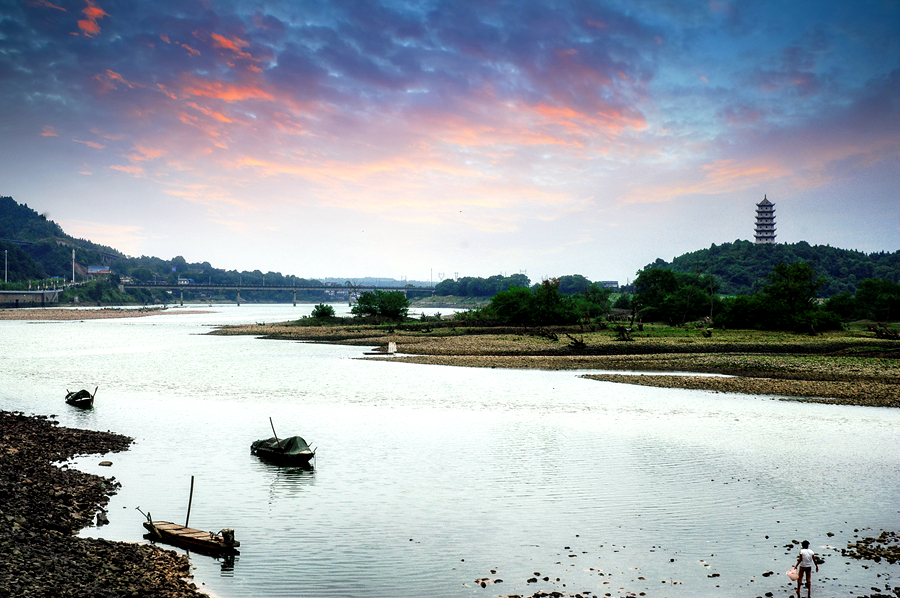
xmin=645 ymin=240 xmax=900 ymax=297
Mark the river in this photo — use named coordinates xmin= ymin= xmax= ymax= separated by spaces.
xmin=1 ymin=304 xmax=897 ymax=598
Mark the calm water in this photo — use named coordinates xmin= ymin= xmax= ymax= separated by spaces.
xmin=1 ymin=304 xmax=898 ymax=598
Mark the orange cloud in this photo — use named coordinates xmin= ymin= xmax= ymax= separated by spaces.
xmin=28 ymin=0 xmax=66 ymax=11
xmin=125 ymin=145 xmax=167 ymax=163
xmin=41 ymin=126 xmax=58 ymax=137
xmin=160 ymin=33 xmax=170 ymax=44
xmin=76 ymin=0 xmax=107 ymax=37
xmin=622 ymin=159 xmax=792 ymax=204
xmin=181 ymin=76 xmax=273 ymax=103
xmin=156 ymin=83 xmax=177 ymax=100
xmin=105 ymin=69 xmax=135 ymax=88
xmin=211 ymin=32 xmax=255 ymax=61
xmin=187 ymin=102 xmax=233 ymax=123
xmin=180 ymin=43 xmax=200 ymax=56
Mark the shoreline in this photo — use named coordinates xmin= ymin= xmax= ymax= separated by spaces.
xmin=0 ymin=306 xmax=211 ymax=320
xmin=0 ymin=410 xmax=207 ymax=598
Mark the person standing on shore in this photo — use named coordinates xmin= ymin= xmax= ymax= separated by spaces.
xmin=795 ymin=540 xmax=819 ymax=596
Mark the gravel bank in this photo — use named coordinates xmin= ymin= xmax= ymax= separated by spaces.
xmin=0 ymin=410 xmax=206 ymax=598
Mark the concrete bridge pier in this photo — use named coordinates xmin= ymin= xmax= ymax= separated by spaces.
xmin=236 ymin=289 xmax=241 ymax=306
xmin=180 ymin=290 xmax=184 ymax=306
xmin=292 ymin=289 xmax=297 ymax=307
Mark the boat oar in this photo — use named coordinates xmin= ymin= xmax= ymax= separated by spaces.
xmin=92 ymin=386 xmax=98 ymax=400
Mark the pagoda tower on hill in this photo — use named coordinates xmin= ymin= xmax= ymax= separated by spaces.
xmin=754 ymin=195 xmax=776 ymax=244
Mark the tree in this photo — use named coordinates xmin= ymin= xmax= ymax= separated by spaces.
xmin=762 ymin=262 xmax=824 ymax=328
xmin=488 ymin=286 xmax=534 ymax=326
xmin=311 ymin=303 xmax=335 ymax=318
xmin=855 ymin=278 xmax=900 ymax=321
xmin=350 ymin=290 xmax=410 ymax=319
xmin=377 ymin=290 xmax=410 ymax=319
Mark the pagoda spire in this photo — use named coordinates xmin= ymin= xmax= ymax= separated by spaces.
xmin=754 ymin=195 xmax=776 ymax=244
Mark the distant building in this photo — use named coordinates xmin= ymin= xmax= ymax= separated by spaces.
xmin=88 ymin=266 xmax=110 ymax=276
xmin=754 ymin=195 xmax=776 ymax=244
xmin=600 ymin=281 xmax=619 ymax=290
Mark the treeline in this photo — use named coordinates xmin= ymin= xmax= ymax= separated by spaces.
xmin=648 ymin=240 xmax=900 ymax=297
xmin=456 ymin=279 xmax=613 ymax=326
xmin=435 ymin=273 xmax=612 ymax=297
xmin=630 ymin=263 xmax=900 ymax=331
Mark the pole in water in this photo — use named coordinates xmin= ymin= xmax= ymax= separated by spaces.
xmin=185 ymin=475 xmax=194 ymax=528
xmin=269 ymin=417 xmax=279 ymax=444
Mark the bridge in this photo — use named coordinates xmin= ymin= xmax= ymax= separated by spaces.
xmin=120 ymin=283 xmax=435 ymax=306
xmin=0 ymin=289 xmax=60 ymax=308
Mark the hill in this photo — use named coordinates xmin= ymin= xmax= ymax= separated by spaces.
xmin=0 ymin=197 xmax=425 ymax=303
xmin=645 ymin=240 xmax=900 ymax=297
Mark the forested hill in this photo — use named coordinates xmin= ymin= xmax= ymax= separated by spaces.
xmin=0 ymin=196 xmax=126 ymax=281
xmin=645 ymin=240 xmax=900 ymax=297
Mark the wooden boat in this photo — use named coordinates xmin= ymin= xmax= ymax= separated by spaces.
xmin=65 ymin=386 xmax=97 ymax=408
xmin=251 ymin=418 xmax=316 ymax=467
xmin=251 ymin=435 xmax=315 ymax=466
xmin=141 ymin=513 xmax=240 ymax=554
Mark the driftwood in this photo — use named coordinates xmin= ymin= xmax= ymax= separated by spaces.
xmin=613 ymin=326 xmax=633 ymax=342
xmin=870 ymin=322 xmax=900 ymax=340
xmin=565 ymin=334 xmax=586 ymax=353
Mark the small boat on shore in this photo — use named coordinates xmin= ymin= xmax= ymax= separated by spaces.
xmin=139 ymin=509 xmax=239 ymax=554
xmin=65 ymin=386 xmax=97 ymax=408
xmin=251 ymin=418 xmax=316 ymax=467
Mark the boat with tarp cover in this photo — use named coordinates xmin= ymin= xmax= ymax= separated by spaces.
xmin=251 ymin=435 xmax=316 ymax=466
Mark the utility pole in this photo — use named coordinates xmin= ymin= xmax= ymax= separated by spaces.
xmin=4 ymin=249 xmax=7 ymax=283
xmin=72 ymin=249 xmax=75 ymax=284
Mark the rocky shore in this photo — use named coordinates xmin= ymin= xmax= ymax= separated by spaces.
xmin=0 ymin=410 xmax=206 ymax=598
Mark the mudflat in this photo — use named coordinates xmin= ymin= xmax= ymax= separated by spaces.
xmin=0 ymin=306 xmax=208 ymax=320
xmin=211 ymin=320 xmax=900 ymax=407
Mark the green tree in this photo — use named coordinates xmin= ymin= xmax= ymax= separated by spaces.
xmin=762 ymin=262 xmax=824 ymax=328
xmin=351 ymin=290 xmax=410 ymax=319
xmin=632 ymin=268 xmax=679 ymax=320
xmin=855 ymin=278 xmax=900 ymax=321
xmin=488 ymin=286 xmax=534 ymax=326
xmin=311 ymin=303 xmax=335 ymax=318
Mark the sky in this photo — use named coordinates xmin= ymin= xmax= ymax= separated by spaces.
xmin=1 ymin=0 xmax=898 ymax=285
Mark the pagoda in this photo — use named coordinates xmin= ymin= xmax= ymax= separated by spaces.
xmin=754 ymin=195 xmax=776 ymax=244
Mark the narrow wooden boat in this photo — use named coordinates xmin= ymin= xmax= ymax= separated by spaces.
xmin=142 ymin=517 xmax=240 ymax=553
xmin=65 ymin=386 xmax=97 ymax=408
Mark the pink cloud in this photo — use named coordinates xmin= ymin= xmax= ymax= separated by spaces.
xmin=73 ymin=139 xmax=105 ymax=149
xmin=41 ymin=125 xmax=58 ymax=137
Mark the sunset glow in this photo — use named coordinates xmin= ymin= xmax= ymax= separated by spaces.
xmin=0 ymin=0 xmax=896 ymax=282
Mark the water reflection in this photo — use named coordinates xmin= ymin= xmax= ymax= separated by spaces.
xmin=256 ymin=462 xmax=317 ymax=503
xmin=142 ymin=538 xmax=240 ymax=575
